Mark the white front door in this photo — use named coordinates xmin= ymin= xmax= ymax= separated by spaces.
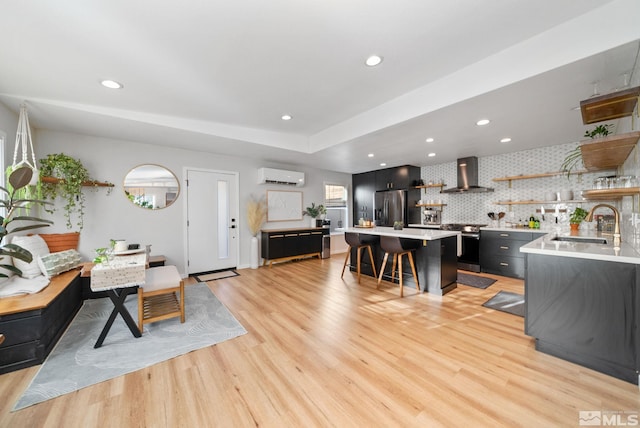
xmin=185 ymin=169 xmax=239 ymax=274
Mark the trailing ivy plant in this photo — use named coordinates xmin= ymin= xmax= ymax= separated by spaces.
xmin=39 ymin=153 xmax=91 ymax=230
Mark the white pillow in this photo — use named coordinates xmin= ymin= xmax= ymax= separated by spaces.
xmin=11 ymin=235 xmax=50 ymax=279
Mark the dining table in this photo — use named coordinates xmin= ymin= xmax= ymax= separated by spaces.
xmin=89 ymin=252 xmax=147 ymax=348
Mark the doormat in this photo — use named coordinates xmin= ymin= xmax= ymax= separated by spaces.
xmin=482 ymin=291 xmax=524 ymax=317
xmin=457 ymin=272 xmax=496 ymax=289
xmin=193 ymin=270 xmax=239 ymax=282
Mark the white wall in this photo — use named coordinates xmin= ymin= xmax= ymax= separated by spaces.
xmin=30 ymin=130 xmax=351 ymax=276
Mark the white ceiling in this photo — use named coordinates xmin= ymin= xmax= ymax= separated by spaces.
xmin=1 ymin=0 xmax=639 ymax=174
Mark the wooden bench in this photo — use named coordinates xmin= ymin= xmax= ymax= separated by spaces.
xmin=0 ymin=269 xmax=82 ymax=374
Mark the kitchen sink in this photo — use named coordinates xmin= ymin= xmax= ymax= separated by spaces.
xmin=550 ymin=236 xmax=608 ymax=244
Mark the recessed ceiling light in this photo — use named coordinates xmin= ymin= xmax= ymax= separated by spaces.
xmin=380 ymin=162 xmax=387 ymax=167
xmin=500 ymin=137 xmax=512 ymax=143
xmin=367 ymin=153 xmax=374 ymax=158
xmin=427 ymin=152 xmax=436 ymax=157
xmin=476 ymin=119 xmax=490 ymax=126
xmin=425 ymin=137 xmax=434 ymax=143
xmin=101 ymin=79 xmax=123 ymax=89
xmin=281 ymin=114 xmax=292 ymax=121
xmin=365 ymin=55 xmax=383 ymax=67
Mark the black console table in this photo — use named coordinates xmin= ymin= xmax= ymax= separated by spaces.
xmin=261 ymin=227 xmax=329 ymax=267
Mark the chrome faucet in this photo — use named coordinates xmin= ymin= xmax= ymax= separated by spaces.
xmin=585 ymin=203 xmax=621 ymax=247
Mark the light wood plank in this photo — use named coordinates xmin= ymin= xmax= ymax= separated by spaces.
xmin=1 ymin=255 xmax=638 ymax=427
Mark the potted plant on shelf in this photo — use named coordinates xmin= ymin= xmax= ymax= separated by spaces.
xmin=561 ymin=124 xmax=614 ymax=178
xmin=303 ymin=202 xmax=326 ymax=228
xmin=39 ymin=153 xmax=102 ymax=230
xmin=569 ymin=207 xmax=588 ymax=234
xmin=247 ymin=194 xmax=267 ymax=269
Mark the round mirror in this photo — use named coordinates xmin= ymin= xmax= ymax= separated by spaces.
xmin=123 ymin=164 xmax=180 ymax=209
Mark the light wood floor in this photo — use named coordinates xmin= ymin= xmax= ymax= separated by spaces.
xmin=1 ymin=255 xmax=638 ymax=427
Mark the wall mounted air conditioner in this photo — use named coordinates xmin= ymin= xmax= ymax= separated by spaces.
xmin=257 ymin=167 xmax=305 ymax=186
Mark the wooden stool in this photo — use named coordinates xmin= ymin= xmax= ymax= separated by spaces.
xmin=341 ymin=232 xmax=378 ymax=283
xmin=138 ymin=265 xmax=185 ymax=333
xmin=377 ymin=236 xmax=419 ymax=297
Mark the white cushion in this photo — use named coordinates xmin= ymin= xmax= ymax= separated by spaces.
xmin=0 ymin=256 xmax=15 ymax=285
xmin=143 ymin=265 xmax=181 ymax=292
xmin=11 ymin=235 xmax=50 ymax=279
xmin=37 ymin=249 xmax=82 ymax=278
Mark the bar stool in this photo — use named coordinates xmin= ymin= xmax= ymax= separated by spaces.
xmin=341 ymin=232 xmax=378 ymax=283
xmin=377 ymin=235 xmax=420 ymax=297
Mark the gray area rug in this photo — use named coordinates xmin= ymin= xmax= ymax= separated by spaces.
xmin=457 ymin=272 xmax=496 ymax=289
xmin=482 ymin=291 xmax=525 ymax=317
xmin=14 ymin=282 xmax=247 ymax=411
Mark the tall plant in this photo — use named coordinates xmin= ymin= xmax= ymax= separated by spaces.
xmin=0 ymin=167 xmax=53 ymax=279
xmin=39 ymin=153 xmax=90 ymax=230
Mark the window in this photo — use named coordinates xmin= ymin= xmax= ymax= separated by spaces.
xmin=324 ymin=183 xmax=348 ymax=233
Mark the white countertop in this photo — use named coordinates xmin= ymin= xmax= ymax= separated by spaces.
xmin=346 ymin=226 xmax=460 ymax=240
xmin=481 ymin=226 xmax=547 ymax=234
xmin=520 ymin=231 xmax=640 ymax=264
xmin=407 ymin=223 xmax=441 ymax=229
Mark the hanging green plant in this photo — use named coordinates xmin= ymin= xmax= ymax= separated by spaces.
xmin=39 ymin=153 xmax=91 ymax=230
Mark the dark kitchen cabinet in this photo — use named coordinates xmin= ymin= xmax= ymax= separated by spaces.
xmin=480 ymin=230 xmax=545 ymax=278
xmin=261 ymin=228 xmax=328 ymax=266
xmin=353 ymin=166 xmax=421 ymax=225
xmin=375 ymin=165 xmax=419 ymax=190
xmin=353 ymin=171 xmax=376 ymax=222
xmin=525 ymin=253 xmax=640 ymax=384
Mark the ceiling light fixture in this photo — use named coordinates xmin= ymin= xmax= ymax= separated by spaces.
xmin=365 ymin=55 xmax=383 ymax=67
xmin=500 ymin=137 xmax=512 ymax=143
xmin=476 ymin=119 xmax=490 ymax=126
xmin=427 ymin=152 xmax=436 ymax=157
xmin=101 ymin=79 xmax=123 ymax=89
xmin=367 ymin=153 xmax=374 ymax=158
xmin=281 ymin=114 xmax=292 ymax=121
xmin=425 ymin=137 xmax=434 ymax=143
xmin=380 ymin=162 xmax=387 ymax=167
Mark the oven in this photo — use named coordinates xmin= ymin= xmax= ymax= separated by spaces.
xmin=440 ymin=224 xmax=485 ymax=273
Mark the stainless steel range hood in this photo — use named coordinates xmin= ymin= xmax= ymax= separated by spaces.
xmin=441 ymin=156 xmax=494 ymax=193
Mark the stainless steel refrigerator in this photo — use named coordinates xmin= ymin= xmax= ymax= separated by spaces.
xmin=374 ymin=190 xmax=406 ymax=227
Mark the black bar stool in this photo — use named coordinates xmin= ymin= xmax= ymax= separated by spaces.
xmin=341 ymin=232 xmax=378 ymax=283
xmin=377 ymin=235 xmax=420 ymax=297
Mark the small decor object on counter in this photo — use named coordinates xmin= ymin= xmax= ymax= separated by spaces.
xmin=393 ymin=221 xmax=403 ymax=230
xmin=302 ymin=202 xmax=326 ymax=228
xmin=569 ymin=207 xmax=588 ymax=233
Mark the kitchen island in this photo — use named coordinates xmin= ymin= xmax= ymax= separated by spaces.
xmin=520 ymin=231 xmax=640 ymax=384
xmin=345 ymin=227 xmax=460 ymax=295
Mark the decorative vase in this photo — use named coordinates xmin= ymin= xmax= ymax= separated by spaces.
xmin=250 ymin=236 xmax=259 ymax=269
xmin=570 ymin=223 xmax=579 ymax=235
xmin=310 ymin=217 xmax=317 ymax=228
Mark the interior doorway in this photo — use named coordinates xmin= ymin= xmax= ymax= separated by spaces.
xmin=185 ymin=168 xmax=239 ymax=274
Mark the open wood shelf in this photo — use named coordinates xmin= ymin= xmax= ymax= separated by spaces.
xmin=493 ymin=171 xmax=590 ymax=183
xmin=580 ymin=131 xmax=640 ymax=171
xmin=41 ymin=176 xmax=114 ymax=187
xmin=581 ymin=187 xmax=640 ymax=200
xmin=415 ymin=203 xmax=446 ymax=207
xmin=580 ymin=86 xmax=640 ymax=124
xmin=495 ymin=200 xmax=586 ymax=206
xmin=414 ymin=183 xmax=445 ymax=189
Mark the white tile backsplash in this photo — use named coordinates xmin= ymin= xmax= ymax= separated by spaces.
xmin=420 ymin=141 xmax=630 ymax=228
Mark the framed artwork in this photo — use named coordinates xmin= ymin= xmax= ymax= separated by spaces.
xmin=267 ymin=190 xmax=303 ymax=222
